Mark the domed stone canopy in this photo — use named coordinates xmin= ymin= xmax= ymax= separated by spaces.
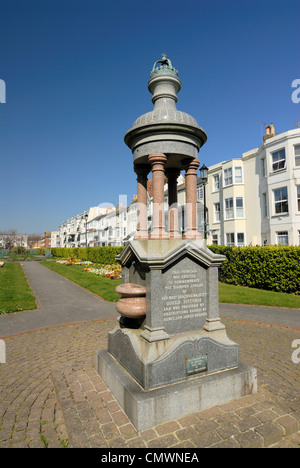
xmin=124 ymin=54 xmax=207 ymax=170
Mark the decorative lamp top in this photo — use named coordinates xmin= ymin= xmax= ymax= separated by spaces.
xmin=150 ymin=53 xmax=178 ymax=78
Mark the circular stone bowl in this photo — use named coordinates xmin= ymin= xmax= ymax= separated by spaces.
xmin=115 ymin=283 xmax=146 ymax=318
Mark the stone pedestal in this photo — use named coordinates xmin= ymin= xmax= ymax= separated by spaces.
xmin=96 ymin=240 xmax=257 ymax=430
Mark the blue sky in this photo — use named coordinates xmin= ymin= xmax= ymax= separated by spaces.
xmin=0 ymin=0 xmax=298 ymax=234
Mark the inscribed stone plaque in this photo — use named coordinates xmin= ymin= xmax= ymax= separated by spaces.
xmin=161 ymin=256 xmax=207 ymax=334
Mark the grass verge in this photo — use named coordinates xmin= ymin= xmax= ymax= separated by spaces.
xmin=40 ymin=261 xmax=121 ymax=302
xmin=42 ymin=261 xmax=300 ymax=309
xmin=0 ymin=263 xmax=37 ymax=314
xmin=219 ymin=282 xmax=300 ymax=309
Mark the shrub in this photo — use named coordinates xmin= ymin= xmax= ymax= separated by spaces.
xmin=11 ymin=246 xmax=26 ymax=255
xmin=208 ymin=245 xmax=300 ymax=294
xmin=51 ymin=246 xmax=124 ymax=265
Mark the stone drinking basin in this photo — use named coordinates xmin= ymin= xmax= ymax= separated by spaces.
xmin=115 ymin=283 xmax=146 ymax=318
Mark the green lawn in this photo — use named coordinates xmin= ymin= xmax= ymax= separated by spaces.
xmin=0 ymin=259 xmax=297 ymax=318
xmin=0 ymin=263 xmax=37 ymax=314
xmin=41 ymin=261 xmax=121 ymax=302
xmin=219 ymin=282 xmax=300 ymax=309
xmin=42 ymin=261 xmax=300 ymax=309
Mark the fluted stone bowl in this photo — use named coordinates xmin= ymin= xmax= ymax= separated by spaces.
xmin=115 ymin=283 xmax=146 ymax=318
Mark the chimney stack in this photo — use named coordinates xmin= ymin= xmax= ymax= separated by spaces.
xmin=263 ymin=124 xmax=277 ymax=142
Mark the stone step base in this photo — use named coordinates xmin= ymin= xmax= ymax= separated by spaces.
xmin=51 ymin=358 xmax=299 ymax=448
xmin=96 ymin=350 xmax=258 ymax=432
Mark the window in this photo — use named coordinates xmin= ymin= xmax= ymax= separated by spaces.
xmin=261 ymin=158 xmax=266 ymax=178
xmin=234 ymin=167 xmax=243 ymax=184
xmin=277 ymin=231 xmax=289 ymax=245
xmin=226 ymin=233 xmax=235 ymax=247
xmin=214 ymin=203 xmax=220 ymax=222
xmin=272 ymin=149 xmax=286 ymax=172
xmin=225 ymin=198 xmax=234 ymax=219
xmin=295 ymin=145 xmax=300 ymax=167
xmin=274 ymin=187 xmax=288 ymax=214
xmin=214 ymin=175 xmax=220 ymax=191
xmin=197 ymin=185 xmax=203 ymax=200
xmin=224 ymin=168 xmax=233 ymax=186
xmin=212 ymin=232 xmax=219 ymax=245
xmin=237 ymin=233 xmax=245 ymax=247
xmin=297 ymin=186 xmax=300 ymax=211
xmin=262 ymin=193 xmax=268 ymax=218
xmin=236 ymin=198 xmax=244 ymax=218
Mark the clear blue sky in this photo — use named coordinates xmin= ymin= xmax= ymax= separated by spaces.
xmin=0 ymin=0 xmax=298 ymax=234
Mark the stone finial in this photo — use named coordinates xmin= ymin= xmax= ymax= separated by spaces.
xmin=150 ymin=53 xmax=178 ymax=78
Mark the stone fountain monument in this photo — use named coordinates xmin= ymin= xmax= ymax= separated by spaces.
xmin=96 ymin=54 xmax=257 ymax=431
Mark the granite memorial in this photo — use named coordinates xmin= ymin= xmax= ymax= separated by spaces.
xmin=96 ymin=54 xmax=257 ymax=431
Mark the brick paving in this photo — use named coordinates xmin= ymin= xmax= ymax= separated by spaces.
xmin=0 ymin=318 xmax=299 ymax=448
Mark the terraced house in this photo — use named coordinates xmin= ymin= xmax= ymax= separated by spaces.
xmin=195 ymin=126 xmax=300 ymax=246
xmin=53 ymin=126 xmax=300 ymax=248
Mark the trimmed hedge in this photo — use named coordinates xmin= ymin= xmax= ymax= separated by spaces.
xmin=51 ymin=245 xmax=300 ymax=295
xmin=28 ymin=248 xmax=45 ymax=256
xmin=208 ymin=245 xmax=300 ymax=294
xmin=51 ymin=246 xmax=124 ymax=265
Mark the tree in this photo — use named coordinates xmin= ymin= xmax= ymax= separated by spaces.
xmin=27 ymin=233 xmax=42 ymax=249
xmin=3 ymin=230 xmax=17 ymax=249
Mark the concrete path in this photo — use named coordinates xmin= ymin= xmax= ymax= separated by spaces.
xmin=0 ymin=262 xmax=117 ymax=337
xmin=220 ymin=303 xmax=300 ymax=329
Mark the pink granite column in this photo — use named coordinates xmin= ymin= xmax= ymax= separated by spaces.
xmin=183 ymin=158 xmax=200 ymax=240
xmin=134 ymin=164 xmax=150 ymax=240
xmin=166 ymin=168 xmax=181 ymax=239
xmin=148 ymin=153 xmax=168 ymax=239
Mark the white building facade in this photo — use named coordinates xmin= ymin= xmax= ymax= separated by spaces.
xmin=258 ymin=128 xmax=300 ymax=246
xmin=198 ymin=127 xmax=300 ymax=247
xmin=53 ymin=127 xmax=300 ymax=249
xmin=0 ymin=233 xmax=28 ymax=249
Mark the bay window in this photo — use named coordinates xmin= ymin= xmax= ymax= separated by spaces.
xmin=224 ymin=168 xmax=233 ymax=186
xmin=295 ymin=145 xmax=300 ymax=167
xmin=225 ymin=198 xmax=234 ymax=219
xmin=274 ymin=187 xmax=288 ymax=214
xmin=237 ymin=233 xmax=245 ymax=247
xmin=226 ymin=233 xmax=235 ymax=247
xmin=235 ymin=198 xmax=244 ymax=218
xmin=277 ymin=231 xmax=289 ymax=245
xmin=234 ymin=167 xmax=243 ymax=184
xmin=272 ymin=149 xmax=286 ymax=172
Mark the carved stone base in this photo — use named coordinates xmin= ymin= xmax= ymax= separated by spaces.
xmin=107 ymin=322 xmax=239 ymax=391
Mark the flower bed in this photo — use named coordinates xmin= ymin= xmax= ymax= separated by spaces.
xmin=56 ymin=259 xmax=93 ymax=266
xmin=56 ymin=258 xmax=122 ymax=279
xmin=84 ymin=263 xmax=122 ymax=279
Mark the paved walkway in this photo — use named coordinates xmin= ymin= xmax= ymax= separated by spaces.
xmin=0 ymin=262 xmax=117 ymax=336
xmin=0 ymin=262 xmax=299 ymax=448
